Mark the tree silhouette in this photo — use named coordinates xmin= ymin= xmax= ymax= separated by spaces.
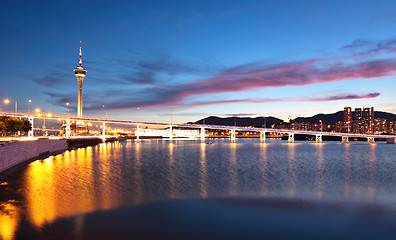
xmin=0 ymin=116 xmax=32 ymax=139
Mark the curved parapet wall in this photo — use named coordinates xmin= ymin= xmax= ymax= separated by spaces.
xmin=0 ymin=138 xmax=67 ymax=174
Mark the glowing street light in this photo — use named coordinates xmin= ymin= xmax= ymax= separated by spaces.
xmin=102 ymin=105 xmax=107 ymax=120
xmin=4 ymin=99 xmax=17 ymax=114
xmin=28 ymin=99 xmax=32 ymax=116
xmin=66 ymin=102 xmax=70 ymax=118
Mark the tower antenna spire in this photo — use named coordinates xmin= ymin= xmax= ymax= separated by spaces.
xmin=79 ymin=41 xmax=82 ymax=66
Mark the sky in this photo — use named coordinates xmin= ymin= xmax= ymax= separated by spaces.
xmin=1 ymin=0 xmax=396 ymax=123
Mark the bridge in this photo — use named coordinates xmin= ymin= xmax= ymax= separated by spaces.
xmin=2 ymin=112 xmax=396 ymax=144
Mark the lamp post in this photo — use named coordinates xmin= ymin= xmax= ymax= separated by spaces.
xmin=102 ymin=105 xmax=107 ymax=120
xmin=28 ymin=99 xmax=32 ymax=116
xmin=46 ymin=113 xmax=51 ymax=136
xmin=42 ymin=110 xmax=46 ymax=129
xmin=4 ymin=99 xmax=17 ymax=115
xmin=66 ymin=102 xmax=70 ymax=118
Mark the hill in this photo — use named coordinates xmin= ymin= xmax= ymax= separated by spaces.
xmin=295 ymin=111 xmax=396 ymax=125
xmin=190 ymin=111 xmax=396 ymax=127
xmin=189 ymin=116 xmax=282 ymax=127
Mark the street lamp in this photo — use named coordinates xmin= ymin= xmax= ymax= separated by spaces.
xmin=66 ymin=102 xmax=70 ymax=118
xmin=102 ymin=105 xmax=107 ymax=120
xmin=28 ymin=99 xmax=32 ymax=116
xmin=4 ymin=99 xmax=17 ymax=115
xmin=39 ymin=111 xmax=51 ymax=135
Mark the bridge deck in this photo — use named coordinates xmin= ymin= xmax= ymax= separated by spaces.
xmin=2 ymin=112 xmax=395 ymax=139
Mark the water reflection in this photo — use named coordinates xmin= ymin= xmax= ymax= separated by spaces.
xmin=316 ymin=144 xmax=324 ymax=199
xmin=0 ymin=201 xmax=20 ymax=240
xmin=0 ymin=139 xmax=395 ymax=239
xmin=368 ymin=144 xmax=376 ymax=200
xmin=132 ymin=142 xmax=143 ymax=205
xmin=259 ymin=144 xmax=267 ymax=196
xmin=98 ymin=143 xmax=113 ymax=210
xmin=168 ymin=143 xmax=175 ymax=199
xmin=287 ymin=144 xmax=296 ymax=197
xmin=200 ymin=143 xmax=207 ymax=198
xmin=25 ymin=157 xmax=57 ymax=228
xmin=229 ymin=143 xmax=237 ymax=195
xmin=22 ymin=143 xmax=126 ymax=230
xmin=344 ymin=144 xmax=351 ymax=199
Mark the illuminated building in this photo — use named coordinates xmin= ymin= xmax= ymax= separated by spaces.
xmin=343 ymin=107 xmax=352 ymax=133
xmin=363 ymin=107 xmax=374 ymax=134
xmin=374 ymin=118 xmax=388 ymax=134
xmin=352 ymin=107 xmax=374 ymax=134
xmin=73 ymin=42 xmax=87 ymax=118
xmin=389 ymin=121 xmax=396 ymax=134
xmin=354 ymin=108 xmax=363 ymax=134
xmin=335 ymin=121 xmax=343 ymax=133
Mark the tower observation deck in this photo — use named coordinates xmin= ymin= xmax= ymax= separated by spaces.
xmin=73 ymin=41 xmax=87 ymax=118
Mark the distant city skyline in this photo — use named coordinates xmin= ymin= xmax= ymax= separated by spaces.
xmin=1 ymin=0 xmax=396 ymax=123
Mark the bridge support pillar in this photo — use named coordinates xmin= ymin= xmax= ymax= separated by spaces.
xmin=65 ymin=119 xmax=71 ymax=138
xmin=136 ymin=123 xmax=140 ymax=143
xmin=102 ymin=122 xmax=106 ymax=143
xmin=367 ymin=137 xmax=375 ymax=144
xmin=342 ymin=136 xmax=348 ymax=143
xmin=288 ymin=133 xmax=294 ymax=143
xmin=315 ymin=134 xmax=322 ymax=143
xmin=231 ymin=129 xmax=236 ymax=143
xmin=200 ymin=127 xmax=205 ymax=143
xmin=170 ymin=125 xmax=173 ymax=143
xmin=260 ymin=131 xmax=266 ymax=143
xmin=28 ymin=117 xmax=34 ymax=139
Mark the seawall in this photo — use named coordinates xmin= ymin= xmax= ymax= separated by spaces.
xmin=0 ymin=138 xmax=68 ymax=174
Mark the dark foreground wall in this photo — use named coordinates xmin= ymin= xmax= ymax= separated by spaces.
xmin=67 ymin=138 xmax=103 ymax=148
xmin=0 ymin=138 xmax=67 ymax=173
xmin=67 ymin=137 xmax=123 ymax=149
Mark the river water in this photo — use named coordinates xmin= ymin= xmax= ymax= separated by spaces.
xmin=1 ymin=138 xmax=396 ymax=239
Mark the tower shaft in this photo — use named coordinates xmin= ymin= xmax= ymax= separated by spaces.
xmin=77 ymin=78 xmax=83 ymax=118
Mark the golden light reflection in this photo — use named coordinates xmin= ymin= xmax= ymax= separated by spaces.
xmin=344 ymin=144 xmax=351 ymax=199
xmin=23 ymin=144 xmax=124 ymax=230
xmin=0 ymin=201 xmax=20 ymax=240
xmin=316 ymin=144 xmax=324 ymax=199
xmin=75 ymin=145 xmax=95 ymax=214
xmin=25 ymin=158 xmax=57 ymax=228
xmin=199 ymin=143 xmax=207 ymax=198
xmin=98 ymin=142 xmax=115 ymax=210
xmin=288 ymin=144 xmax=296 ymax=197
xmin=168 ymin=143 xmax=175 ymax=199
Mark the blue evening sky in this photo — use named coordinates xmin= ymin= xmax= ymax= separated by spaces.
xmin=1 ymin=0 xmax=396 ymax=123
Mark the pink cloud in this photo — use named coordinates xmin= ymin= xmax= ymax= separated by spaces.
xmin=180 ymin=92 xmax=381 ymax=108
xmin=84 ymin=38 xmax=396 ymax=111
